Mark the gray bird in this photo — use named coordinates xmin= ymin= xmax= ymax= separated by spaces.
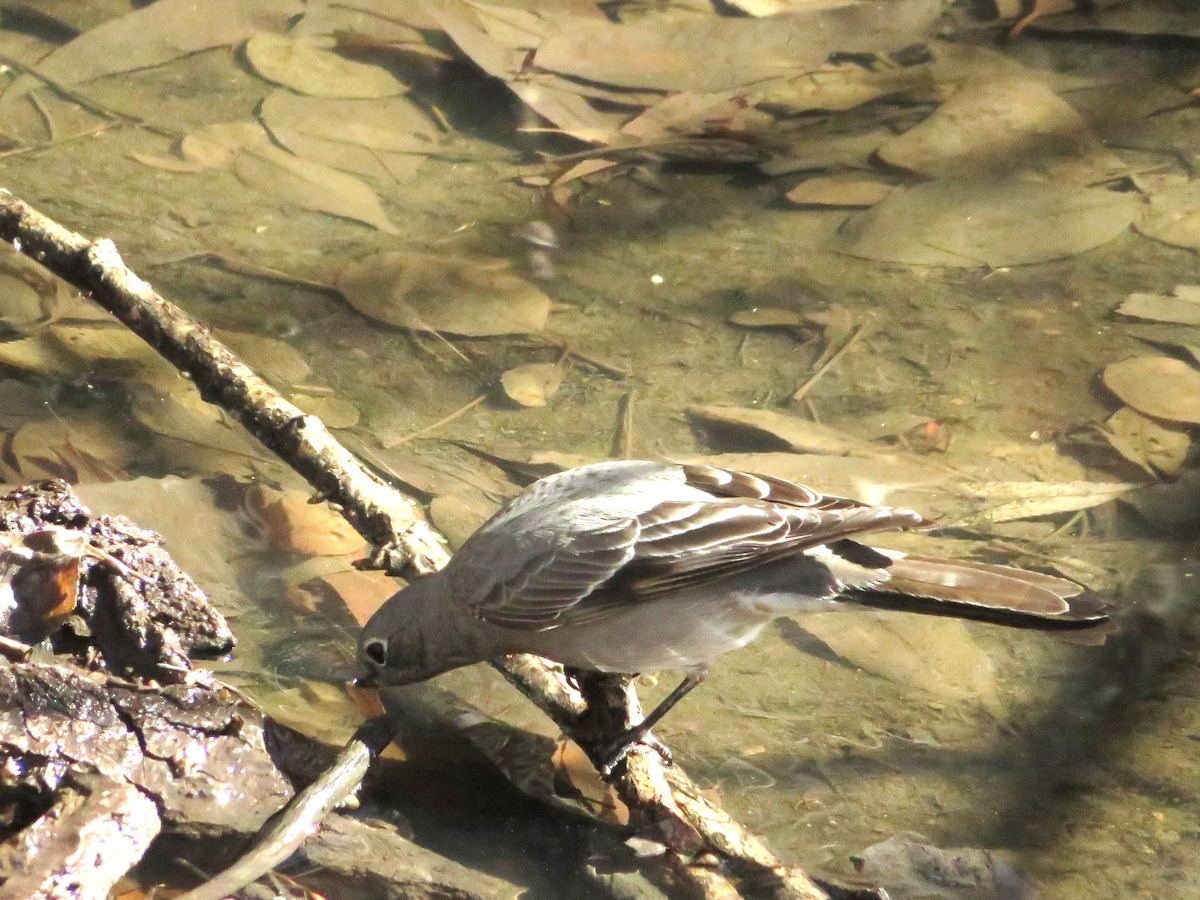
xmin=358 ymin=461 xmax=1106 ymax=769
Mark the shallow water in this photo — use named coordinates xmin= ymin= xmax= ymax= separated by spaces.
xmin=1 ymin=3 xmax=1199 ymax=898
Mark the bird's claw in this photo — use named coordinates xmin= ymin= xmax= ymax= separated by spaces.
xmin=596 ymin=729 xmax=673 ymax=777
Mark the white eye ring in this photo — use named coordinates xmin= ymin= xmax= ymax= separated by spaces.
xmin=362 ymin=637 xmax=388 ymax=667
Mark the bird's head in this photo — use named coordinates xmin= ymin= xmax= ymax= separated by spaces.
xmin=357 ymin=574 xmax=482 ymax=687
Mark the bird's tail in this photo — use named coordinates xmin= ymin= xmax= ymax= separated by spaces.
xmin=843 ymin=550 xmax=1109 ymax=630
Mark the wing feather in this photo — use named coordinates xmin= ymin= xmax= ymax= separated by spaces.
xmin=463 ymin=463 xmax=926 ymax=631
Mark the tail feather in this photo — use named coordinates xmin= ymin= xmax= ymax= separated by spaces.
xmin=846 ymin=554 xmax=1108 ymax=629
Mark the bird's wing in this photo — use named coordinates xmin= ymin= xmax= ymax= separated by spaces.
xmin=463 ymin=464 xmax=925 ymax=631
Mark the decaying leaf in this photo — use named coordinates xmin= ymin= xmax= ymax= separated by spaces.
xmin=958 ymin=480 xmax=1136 ymax=524
xmin=765 ymin=125 xmax=896 ymax=176
xmin=618 ymin=91 xmax=772 ymax=155
xmin=0 ymin=528 xmax=90 ymax=644
xmin=727 ymin=307 xmax=805 ymax=329
xmin=531 ymin=1 xmax=943 ymax=94
xmin=0 ymin=321 xmax=185 ymax=393
xmin=135 ymin=122 xmax=400 ymax=232
xmin=552 ymin=739 xmax=627 ymax=827
xmin=0 ymin=0 xmax=302 ymax=101
xmin=1118 ymin=285 xmax=1200 ymax=326
xmin=260 ymin=91 xmax=439 ymax=151
xmin=833 ymin=177 xmax=1139 ymax=267
xmin=981 ymin=440 xmax=1088 ymax=485
xmin=292 ymin=395 xmax=361 ymax=429
xmin=260 ymin=91 xmax=438 ymax=183
xmin=9 ymin=417 xmax=136 ymax=482
xmin=129 ymin=384 xmax=266 ymax=467
xmin=877 ymin=75 xmax=1124 ymax=183
xmin=1010 ymin=0 xmax=1080 ymax=36
xmin=0 ymin=273 xmax=48 ymax=326
xmin=0 ymin=334 xmax=85 ymax=377
xmin=424 ymin=0 xmax=943 ymax=151
xmin=429 ymin=489 xmax=501 ymax=550
xmin=786 ymin=176 xmax=891 ymax=208
xmin=1135 ymin=173 xmax=1200 ymax=251
xmin=1018 ymin=0 xmax=1182 ymax=37
xmin=77 ymin=477 xmax=260 ymax=600
xmin=686 ymin=405 xmax=883 ymax=456
xmin=244 ymin=32 xmax=407 ymax=98
xmin=180 ymin=122 xmax=265 ymax=167
xmin=335 ymin=251 xmax=553 ymax=335
xmin=233 ymin=141 xmax=401 ymax=233
xmin=44 ymin=323 xmax=163 ymax=370
xmin=746 ymin=62 xmax=936 ymax=117
xmin=1103 ymin=407 xmax=1191 ymax=477
xmin=1103 ymin=356 xmax=1200 ymax=425
xmin=247 ymin=486 xmax=366 ymax=557
xmin=318 ymin=568 xmax=399 ymax=628
xmin=217 ymin=330 xmax=311 ymax=385
xmin=269 ymin=128 xmax=427 ymax=183
xmin=793 ymin=611 xmax=1002 ymax=713
xmin=500 ymin=363 xmax=566 ymax=407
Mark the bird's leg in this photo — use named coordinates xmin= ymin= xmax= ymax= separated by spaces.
xmin=597 ymin=667 xmax=708 ymax=776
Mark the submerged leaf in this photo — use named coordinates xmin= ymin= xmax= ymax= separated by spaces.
xmin=1135 ymin=174 xmax=1200 ymax=251
xmin=2 ymin=0 xmax=301 ymax=98
xmin=10 ymin=417 xmax=137 ymax=482
xmin=292 ymin=395 xmax=361 ymax=429
xmin=877 ymin=75 xmax=1123 ymax=182
xmin=1103 ymin=407 xmax=1191 ymax=477
xmin=245 ymin=32 xmax=407 ymax=98
xmin=501 ymin=363 xmax=565 ymax=407
xmin=786 ymin=176 xmax=891 ymax=208
xmin=217 ymin=330 xmax=311 ymax=384
xmin=833 ymin=177 xmax=1138 ymax=267
xmin=531 ymin=1 xmax=943 ymax=93
xmin=130 ymin=385 xmax=265 ymax=466
xmin=793 ymin=611 xmax=1002 ymax=712
xmin=726 ymin=307 xmax=805 ymax=329
xmin=1103 ymin=356 xmax=1200 ymax=425
xmin=430 ymin=489 xmax=501 ymax=550
xmin=260 ymin=91 xmax=437 ymax=182
xmin=234 ymin=142 xmax=400 ymax=233
xmin=249 ymin=487 xmax=366 ymax=556
xmin=180 ymin=122 xmax=266 ymax=168
xmin=687 ymin=405 xmax=883 ymax=456
xmin=1118 ymin=285 xmax=1200 ymax=326
xmin=319 ymin=568 xmax=399 ymax=628
xmin=336 ymin=251 xmax=552 ymax=335
xmin=960 ymin=480 xmax=1136 ymax=523
xmin=136 ymin=121 xmax=399 ymax=232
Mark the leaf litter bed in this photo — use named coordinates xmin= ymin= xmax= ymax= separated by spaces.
xmin=2 ymin=1 xmax=1200 ymax=898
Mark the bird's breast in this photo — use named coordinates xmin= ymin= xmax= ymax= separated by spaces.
xmin=489 ymin=588 xmax=837 ymax=674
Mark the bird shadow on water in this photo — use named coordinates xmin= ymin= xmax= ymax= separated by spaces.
xmin=674 ymin=562 xmax=1200 ymax=894
xmin=976 ymin=559 xmax=1200 ymax=851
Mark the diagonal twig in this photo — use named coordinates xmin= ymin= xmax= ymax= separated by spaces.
xmin=0 ymin=188 xmax=834 ymax=900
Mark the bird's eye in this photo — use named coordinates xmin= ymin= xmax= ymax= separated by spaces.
xmin=361 ymin=637 xmax=388 ymax=667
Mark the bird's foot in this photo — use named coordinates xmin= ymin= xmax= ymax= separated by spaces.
xmin=596 ymin=728 xmax=673 ymax=777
